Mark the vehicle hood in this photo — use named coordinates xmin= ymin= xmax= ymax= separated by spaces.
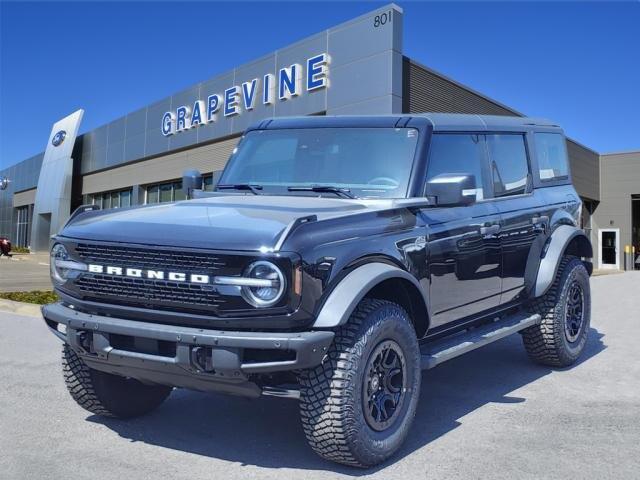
xmin=59 ymin=195 xmax=399 ymax=251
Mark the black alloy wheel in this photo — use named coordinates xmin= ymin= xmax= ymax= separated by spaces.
xmin=363 ymin=340 xmax=407 ymax=432
xmin=564 ymin=281 xmax=585 ymax=343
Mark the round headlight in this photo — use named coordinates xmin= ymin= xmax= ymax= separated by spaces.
xmin=50 ymin=243 xmax=70 ymax=284
xmin=241 ymin=261 xmax=286 ymax=308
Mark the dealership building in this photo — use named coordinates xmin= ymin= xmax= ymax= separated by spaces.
xmin=0 ymin=4 xmax=637 ymax=270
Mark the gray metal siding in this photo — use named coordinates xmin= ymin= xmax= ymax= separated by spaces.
xmin=593 ymin=151 xmax=640 ymax=268
xmin=81 ymin=137 xmax=238 ymax=195
xmin=0 ymin=153 xmax=43 ymax=240
xmin=404 ymin=60 xmax=518 ymax=116
xmin=566 ymin=140 xmax=600 ymax=201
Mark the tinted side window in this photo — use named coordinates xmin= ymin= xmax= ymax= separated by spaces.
xmin=487 ymin=134 xmax=530 ymax=197
xmin=426 ymin=133 xmax=486 ymax=201
xmin=535 ymin=133 xmax=569 ymax=181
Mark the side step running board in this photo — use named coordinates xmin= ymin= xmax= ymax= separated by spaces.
xmin=420 ymin=312 xmax=541 ymax=370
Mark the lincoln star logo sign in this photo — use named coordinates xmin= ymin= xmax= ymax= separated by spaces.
xmin=52 ymin=130 xmax=67 ymax=147
xmin=0 ymin=176 xmax=9 ymax=191
xmin=161 ymin=52 xmax=329 ymax=137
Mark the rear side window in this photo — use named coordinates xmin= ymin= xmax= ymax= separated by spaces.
xmin=535 ymin=133 xmax=569 ymax=181
xmin=486 ymin=134 xmax=530 ymax=197
xmin=426 ymin=133 xmax=486 ymax=201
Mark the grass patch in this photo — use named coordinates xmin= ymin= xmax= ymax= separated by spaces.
xmin=0 ymin=290 xmax=58 ymax=305
xmin=11 ymin=246 xmax=30 ymax=254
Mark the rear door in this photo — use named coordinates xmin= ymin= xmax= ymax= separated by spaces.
xmin=484 ymin=132 xmax=545 ymax=303
xmin=421 ymin=133 xmax=503 ymax=329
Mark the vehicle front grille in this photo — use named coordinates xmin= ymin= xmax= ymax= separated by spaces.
xmin=69 ymin=243 xmax=250 ymax=314
xmin=75 ymin=243 xmax=227 ymax=272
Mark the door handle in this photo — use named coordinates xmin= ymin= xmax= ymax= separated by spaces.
xmin=480 ymin=224 xmax=500 ymax=236
xmin=532 ymin=215 xmax=549 ymax=233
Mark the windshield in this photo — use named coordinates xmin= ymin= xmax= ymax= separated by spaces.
xmin=219 ymin=127 xmax=419 ymax=198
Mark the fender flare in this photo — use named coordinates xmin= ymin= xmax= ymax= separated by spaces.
xmin=313 ymin=263 xmax=429 ymax=329
xmin=533 ymin=225 xmax=593 ymax=298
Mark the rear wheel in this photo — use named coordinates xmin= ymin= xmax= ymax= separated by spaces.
xmin=62 ymin=344 xmax=172 ymax=418
xmin=522 ymin=256 xmax=591 ymax=367
xmin=298 ymin=299 xmax=421 ymax=467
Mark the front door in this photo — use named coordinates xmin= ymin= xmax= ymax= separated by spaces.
xmin=422 ymin=132 xmax=502 ymax=329
xmin=423 ymin=203 xmax=503 ymax=328
xmin=599 ymin=229 xmax=620 ymax=270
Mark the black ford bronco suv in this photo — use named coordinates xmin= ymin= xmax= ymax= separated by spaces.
xmin=43 ymin=114 xmax=592 ymax=467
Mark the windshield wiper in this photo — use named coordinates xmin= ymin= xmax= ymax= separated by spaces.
xmin=287 ymin=185 xmax=355 ymax=199
xmin=217 ymin=184 xmax=263 ymax=195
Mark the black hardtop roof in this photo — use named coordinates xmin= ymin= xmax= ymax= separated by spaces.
xmin=250 ymin=113 xmax=562 ymax=133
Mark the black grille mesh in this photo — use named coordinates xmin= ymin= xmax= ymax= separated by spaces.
xmin=75 ymin=275 xmax=225 ymax=308
xmin=75 ymin=243 xmax=226 ymax=272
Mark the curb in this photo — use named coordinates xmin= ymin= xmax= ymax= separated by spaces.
xmin=0 ymin=299 xmax=43 ymax=317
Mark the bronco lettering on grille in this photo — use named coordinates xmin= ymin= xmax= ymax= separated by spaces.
xmin=87 ymin=264 xmax=210 ymax=284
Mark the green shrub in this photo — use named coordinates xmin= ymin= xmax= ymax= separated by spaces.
xmin=11 ymin=246 xmax=30 ymax=254
xmin=0 ymin=290 xmax=58 ymax=305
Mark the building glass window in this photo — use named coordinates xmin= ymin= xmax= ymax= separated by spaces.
xmin=486 ymin=134 xmax=530 ymax=197
xmin=174 ymin=185 xmax=187 ymax=201
xmin=203 ymin=172 xmax=223 ymax=191
xmin=159 ymin=183 xmax=172 ymax=203
xmin=203 ymin=175 xmax=214 ymax=191
xmin=535 ymin=133 xmax=569 ymax=181
xmin=120 ymin=189 xmax=132 ymax=208
xmin=145 ymin=180 xmax=183 ymax=204
xmin=147 ymin=185 xmax=159 ymax=204
xmin=110 ymin=191 xmax=120 ymax=209
xmin=87 ymin=188 xmax=133 ymax=210
xmin=92 ymin=195 xmax=103 ymax=209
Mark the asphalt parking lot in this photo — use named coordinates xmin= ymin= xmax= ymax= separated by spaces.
xmin=0 ymin=254 xmax=52 ymax=292
xmin=1 ymin=272 xmax=639 ymax=480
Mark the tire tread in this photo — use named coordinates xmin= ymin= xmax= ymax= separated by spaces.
xmin=62 ymin=344 xmax=115 ymax=417
xmin=62 ymin=344 xmax=171 ymax=418
xmin=299 ymin=298 xmax=417 ymax=467
xmin=523 ymin=256 xmax=589 ymax=367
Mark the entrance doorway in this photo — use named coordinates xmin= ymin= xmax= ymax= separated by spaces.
xmin=599 ymin=229 xmax=620 ymax=270
xmin=15 ymin=205 xmax=33 ymax=248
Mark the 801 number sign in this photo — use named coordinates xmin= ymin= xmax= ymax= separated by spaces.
xmin=373 ymin=10 xmax=392 ymax=28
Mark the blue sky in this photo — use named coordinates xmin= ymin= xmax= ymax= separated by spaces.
xmin=0 ymin=1 xmax=638 ymax=168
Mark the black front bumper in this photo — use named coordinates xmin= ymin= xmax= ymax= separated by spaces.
xmin=42 ymin=303 xmax=334 ymax=398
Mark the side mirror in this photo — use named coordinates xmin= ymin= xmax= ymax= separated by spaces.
xmin=426 ymin=173 xmax=477 ymax=207
xmin=182 ymin=169 xmax=203 ymax=198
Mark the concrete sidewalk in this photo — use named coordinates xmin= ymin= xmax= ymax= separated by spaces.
xmin=0 ymin=298 xmax=42 ymax=317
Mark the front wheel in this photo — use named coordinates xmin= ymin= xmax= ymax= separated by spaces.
xmin=522 ymin=256 xmax=591 ymax=367
xmin=298 ymin=299 xmax=421 ymax=468
xmin=62 ymin=344 xmax=172 ymax=418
